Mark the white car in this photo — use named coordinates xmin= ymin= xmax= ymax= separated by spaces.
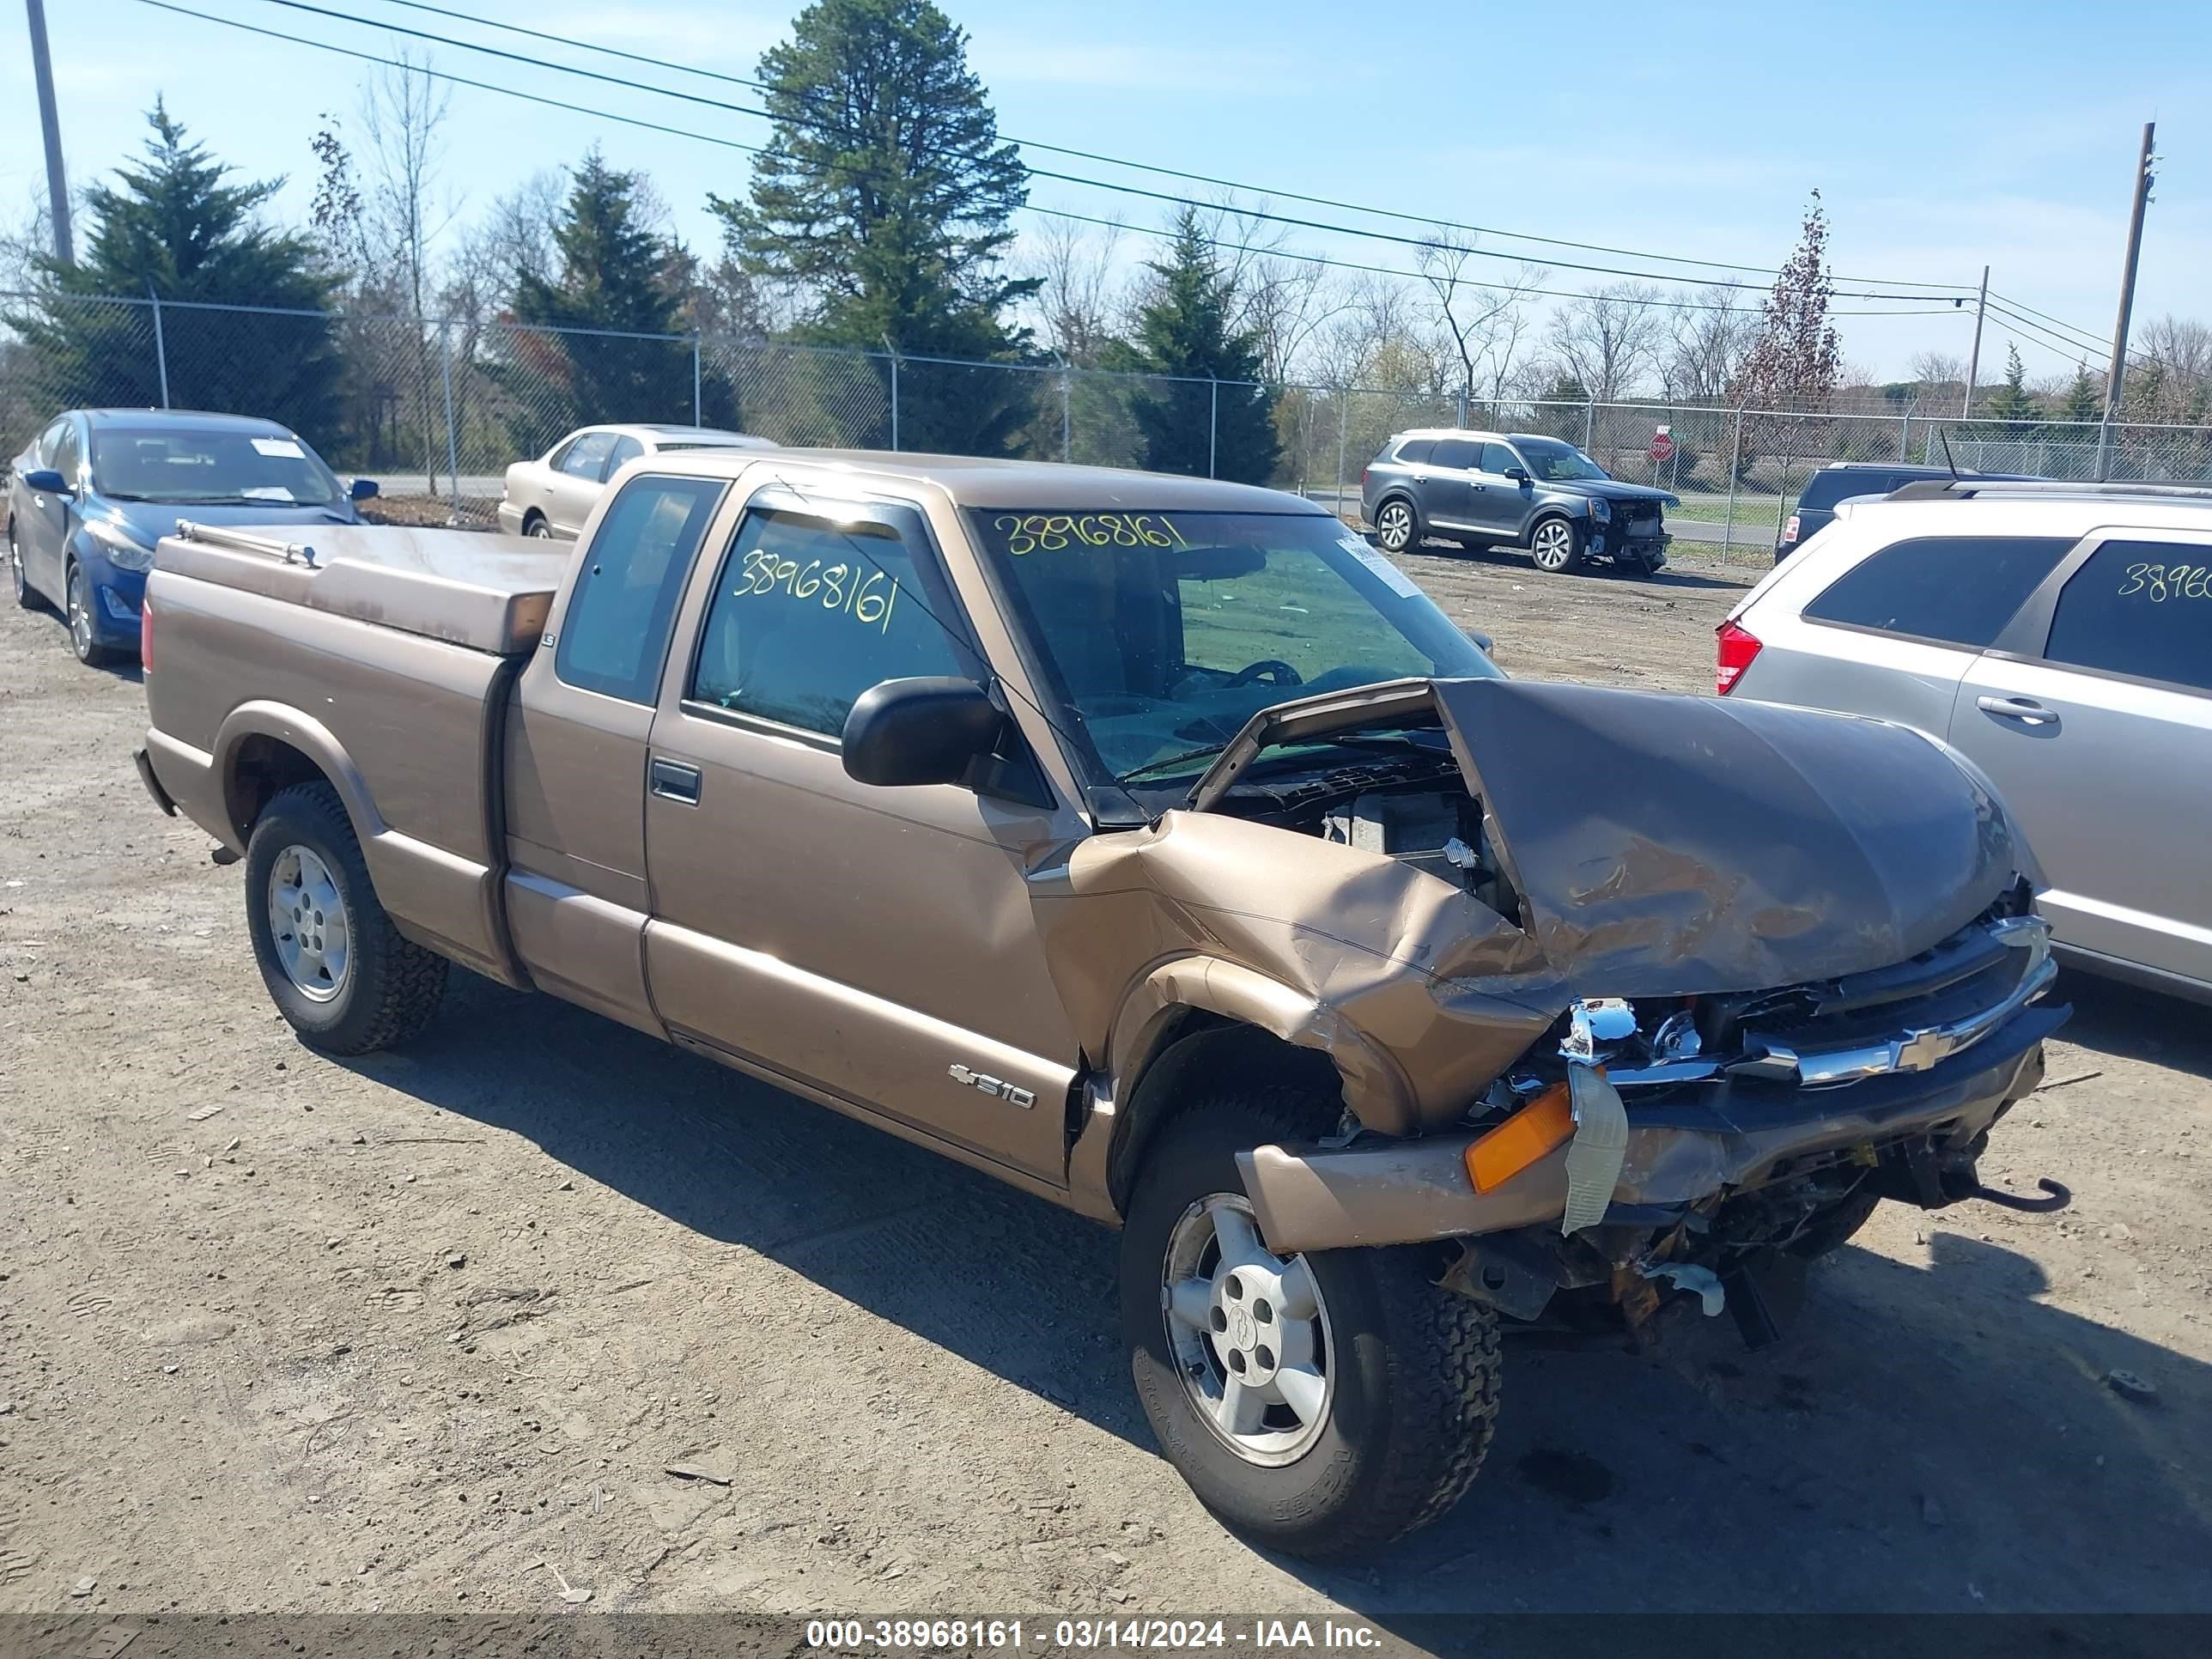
xmin=495 ymin=424 xmax=774 ymax=540
xmin=1718 ymin=478 xmax=2212 ymax=1003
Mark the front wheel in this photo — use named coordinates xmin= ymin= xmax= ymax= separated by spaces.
xmin=1528 ymin=517 xmax=1583 ymax=574
xmin=65 ymin=562 xmax=118 ymax=665
xmin=1121 ymin=1085 xmax=1502 ymax=1558
xmin=244 ymin=781 xmax=449 ymax=1054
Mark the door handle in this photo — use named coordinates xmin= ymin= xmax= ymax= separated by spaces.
xmin=649 ymin=757 xmax=702 ymax=804
xmin=1977 ymin=695 xmax=2060 ymax=729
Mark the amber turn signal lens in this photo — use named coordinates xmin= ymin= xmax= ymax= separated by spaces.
xmin=1464 ymin=1081 xmax=1576 ymax=1194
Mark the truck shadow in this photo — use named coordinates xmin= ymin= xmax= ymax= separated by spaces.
xmin=359 ymin=973 xmax=2212 ymax=1616
xmin=2051 ymin=968 xmax=2212 ymax=1083
xmin=1405 ymin=541 xmax=1751 ymax=592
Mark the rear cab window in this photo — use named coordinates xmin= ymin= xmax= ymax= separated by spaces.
xmin=1799 ymin=471 xmax=1897 ymax=512
xmin=1429 ymin=438 xmax=1479 ymax=471
xmin=554 ymin=475 xmax=728 ymax=702
xmin=1392 ymin=439 xmax=1436 ymax=465
xmin=2039 ymin=540 xmax=2212 ymax=694
xmin=558 ymin=432 xmax=618 ymax=481
xmin=1802 ymin=535 xmax=2076 ymax=648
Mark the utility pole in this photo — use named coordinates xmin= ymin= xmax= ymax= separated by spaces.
xmin=1960 ymin=264 xmax=1990 ymax=417
xmin=2096 ymin=121 xmax=2156 ymax=481
xmin=26 ymin=0 xmax=75 ymax=264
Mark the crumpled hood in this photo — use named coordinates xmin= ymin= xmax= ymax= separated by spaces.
xmin=1429 ymin=678 xmax=2027 ymax=994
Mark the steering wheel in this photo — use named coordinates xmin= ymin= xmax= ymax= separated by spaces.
xmin=1224 ymin=659 xmax=1304 ymax=690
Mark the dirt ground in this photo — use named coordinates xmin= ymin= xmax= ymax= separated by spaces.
xmin=3 ymin=538 xmax=2209 ymax=1630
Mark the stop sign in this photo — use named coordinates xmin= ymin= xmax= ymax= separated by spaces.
xmin=1650 ymin=427 xmax=1674 ymax=463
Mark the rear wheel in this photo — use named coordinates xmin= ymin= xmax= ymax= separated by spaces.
xmin=244 ymin=781 xmax=449 ymax=1054
xmin=66 ymin=562 xmax=118 ymax=665
xmin=1528 ymin=517 xmax=1583 ymax=574
xmin=1372 ymin=496 xmax=1420 ymax=554
xmin=1121 ymin=1072 xmax=1502 ymax=1558
xmin=524 ymin=514 xmax=554 ymax=539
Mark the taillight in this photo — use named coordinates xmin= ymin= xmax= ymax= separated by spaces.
xmin=1360 ymin=467 xmax=1370 ymax=486
xmin=140 ymin=599 xmax=154 ymax=672
xmin=1781 ymin=514 xmax=1801 ymax=544
xmin=1715 ymin=618 xmax=1761 ymax=695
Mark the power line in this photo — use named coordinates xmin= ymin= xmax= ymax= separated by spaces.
xmin=358 ymin=0 xmax=1979 ymax=291
xmin=234 ymin=0 xmax=1966 ymax=304
xmin=120 ymin=0 xmax=1974 ymax=331
xmin=1987 ymin=290 xmax=2111 ymax=355
xmin=1024 ymin=204 xmax=1963 ymax=318
xmin=1983 ymin=298 xmax=2151 ymax=374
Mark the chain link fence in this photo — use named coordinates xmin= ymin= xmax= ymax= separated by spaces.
xmin=8 ymin=291 xmax=2212 ymax=562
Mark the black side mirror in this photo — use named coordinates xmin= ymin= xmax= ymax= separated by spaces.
xmin=842 ymin=677 xmax=1008 ymax=789
xmin=23 ymin=467 xmax=70 ymax=495
xmin=350 ymin=477 xmax=380 ymax=501
xmin=1503 ymin=466 xmax=1530 ymax=484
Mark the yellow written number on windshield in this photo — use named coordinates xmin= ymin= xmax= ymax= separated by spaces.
xmin=993 ymin=513 xmax=1191 ymax=556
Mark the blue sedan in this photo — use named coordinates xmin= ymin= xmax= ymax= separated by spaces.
xmin=7 ymin=408 xmax=377 ymax=666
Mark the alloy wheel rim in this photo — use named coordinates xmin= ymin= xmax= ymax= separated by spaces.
xmin=1534 ymin=523 xmax=1571 ymax=568
xmin=68 ymin=570 xmax=91 ymax=655
xmin=267 ymin=844 xmax=352 ymax=1002
xmin=1161 ymin=1193 xmax=1334 ymax=1467
xmin=1377 ymin=503 xmax=1412 ymax=551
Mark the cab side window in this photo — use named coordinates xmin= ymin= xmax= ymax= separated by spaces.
xmin=690 ymin=506 xmax=970 ymax=739
xmin=1479 ymin=442 xmax=1522 ymax=474
xmin=554 ymin=475 xmax=727 ymax=703
xmin=1429 ymin=438 xmax=1479 ymax=471
xmin=2041 ymin=540 xmax=2212 ymax=694
xmin=1802 ymin=535 xmax=2075 ymax=648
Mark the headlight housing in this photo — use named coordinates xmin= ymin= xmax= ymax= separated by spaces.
xmin=89 ymin=520 xmax=156 ymax=572
xmin=1588 ymin=496 xmax=1612 ymax=522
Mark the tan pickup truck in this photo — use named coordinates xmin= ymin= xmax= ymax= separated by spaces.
xmin=137 ymin=450 xmax=2067 ymax=1556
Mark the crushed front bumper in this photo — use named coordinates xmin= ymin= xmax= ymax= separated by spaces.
xmin=1238 ymin=1000 xmax=2063 ymax=1254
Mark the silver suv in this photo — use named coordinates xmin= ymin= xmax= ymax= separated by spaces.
xmin=1361 ymin=428 xmax=1675 ymax=574
xmin=1720 ymin=479 xmax=2212 ymax=1004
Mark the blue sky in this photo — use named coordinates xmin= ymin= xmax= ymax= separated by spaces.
xmin=7 ymin=0 xmax=2209 ymax=382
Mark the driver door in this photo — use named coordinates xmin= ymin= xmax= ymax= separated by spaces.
xmin=1421 ymin=437 xmax=1479 ymax=529
xmin=640 ymin=487 xmax=1084 ymax=1185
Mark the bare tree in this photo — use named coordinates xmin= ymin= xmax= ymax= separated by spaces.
xmin=1545 ymin=281 xmax=1668 ymax=403
xmin=1416 ymin=233 xmax=1548 ymax=417
xmin=1662 ymin=286 xmax=1758 ymax=403
xmin=359 ymin=50 xmax=455 ymax=319
xmin=1022 ymin=216 xmax=1125 ymax=366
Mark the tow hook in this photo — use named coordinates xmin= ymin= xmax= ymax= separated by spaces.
xmin=1962 ymin=1176 xmax=2071 ymax=1213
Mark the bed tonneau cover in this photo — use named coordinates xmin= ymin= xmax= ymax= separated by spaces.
xmin=154 ymin=521 xmax=566 ymax=656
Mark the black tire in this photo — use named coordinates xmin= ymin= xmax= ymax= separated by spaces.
xmin=9 ymin=521 xmax=43 ymax=611
xmin=1371 ymin=495 xmax=1422 ymax=555
xmin=1120 ymin=1068 xmax=1502 ymax=1559
xmin=1789 ymin=1186 xmax=1882 ymax=1261
xmin=243 ymin=781 xmax=448 ymax=1055
xmin=524 ymin=513 xmax=554 ymax=539
xmin=1528 ymin=515 xmax=1583 ymax=574
xmin=65 ymin=561 xmax=118 ymax=665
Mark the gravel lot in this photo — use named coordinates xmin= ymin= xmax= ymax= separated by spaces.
xmin=3 ymin=538 xmax=2208 ymax=1626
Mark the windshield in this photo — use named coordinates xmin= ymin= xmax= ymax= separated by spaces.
xmin=967 ymin=509 xmax=1498 ymax=785
xmin=1513 ymin=438 xmax=1610 ymax=483
xmin=88 ymin=427 xmax=345 ymax=507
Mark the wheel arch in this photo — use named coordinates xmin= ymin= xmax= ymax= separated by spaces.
xmin=216 ymin=702 xmax=386 ymax=850
xmin=1085 ymin=955 xmax=1423 ymax=1218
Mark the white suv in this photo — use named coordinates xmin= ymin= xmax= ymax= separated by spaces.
xmin=1717 ymin=480 xmax=2212 ymax=1004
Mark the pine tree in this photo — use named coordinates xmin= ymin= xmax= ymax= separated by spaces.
xmin=1119 ymin=209 xmax=1279 ymax=483
xmin=14 ymin=101 xmax=340 ymax=438
xmin=710 ymin=0 xmax=1037 ymax=453
xmin=1980 ymin=343 xmax=2039 ymax=426
xmin=2054 ymin=362 xmax=2103 ymax=425
xmin=507 ymin=149 xmax=691 ymax=447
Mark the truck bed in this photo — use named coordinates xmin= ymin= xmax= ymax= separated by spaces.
xmin=155 ymin=521 xmax=567 ymax=655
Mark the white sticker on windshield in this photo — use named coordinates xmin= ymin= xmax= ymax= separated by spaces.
xmin=240 ymin=485 xmax=297 ymax=501
xmin=1340 ymin=534 xmax=1422 ymax=599
xmin=250 ymin=437 xmax=306 ymax=459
